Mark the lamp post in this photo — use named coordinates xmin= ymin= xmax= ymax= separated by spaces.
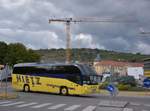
xmin=4 ymin=64 xmax=9 ymax=98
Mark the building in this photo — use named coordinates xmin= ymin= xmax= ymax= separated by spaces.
xmin=143 ymin=58 xmax=150 ymax=77
xmin=93 ymin=60 xmax=143 ymax=76
xmin=93 ymin=54 xmax=101 ymax=66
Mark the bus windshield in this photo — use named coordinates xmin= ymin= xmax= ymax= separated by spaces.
xmin=80 ymin=65 xmax=97 ymax=75
xmin=79 ymin=64 xmax=102 ymax=85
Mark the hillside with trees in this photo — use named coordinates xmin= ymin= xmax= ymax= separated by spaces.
xmin=1 ymin=41 xmax=149 ymax=65
xmin=36 ymin=48 xmax=150 ymax=63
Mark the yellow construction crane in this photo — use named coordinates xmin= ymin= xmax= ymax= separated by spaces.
xmin=49 ymin=17 xmax=133 ymax=64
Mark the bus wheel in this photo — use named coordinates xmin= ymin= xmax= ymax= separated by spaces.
xmin=23 ymin=85 xmax=30 ymax=92
xmin=60 ymin=87 xmax=68 ymax=95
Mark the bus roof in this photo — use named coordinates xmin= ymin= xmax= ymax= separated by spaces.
xmin=13 ymin=63 xmax=82 ymax=67
xmin=143 ymin=58 xmax=150 ymax=61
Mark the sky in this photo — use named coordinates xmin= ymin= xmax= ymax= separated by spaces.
xmin=0 ymin=0 xmax=150 ymax=54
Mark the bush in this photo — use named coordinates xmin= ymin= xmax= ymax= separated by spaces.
xmin=128 ymin=87 xmax=150 ymax=91
xmin=99 ymin=82 xmax=109 ymax=89
xmin=105 ymin=75 xmax=136 ymax=87
xmin=118 ymin=76 xmax=136 ymax=87
xmin=117 ymin=84 xmax=131 ymax=90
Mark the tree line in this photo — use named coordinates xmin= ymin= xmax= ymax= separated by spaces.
xmin=1 ymin=41 xmax=149 ymax=65
xmin=0 ymin=41 xmax=40 ymax=65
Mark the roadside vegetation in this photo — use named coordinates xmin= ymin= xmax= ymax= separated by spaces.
xmin=100 ymin=75 xmax=150 ymax=91
xmin=0 ymin=41 xmax=40 ymax=65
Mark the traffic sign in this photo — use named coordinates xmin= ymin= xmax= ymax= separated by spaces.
xmin=106 ymin=84 xmax=118 ymax=96
xmin=143 ymin=78 xmax=150 ymax=88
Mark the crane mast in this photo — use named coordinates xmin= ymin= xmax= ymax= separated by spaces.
xmin=49 ymin=18 xmax=74 ymax=64
xmin=66 ymin=21 xmax=71 ymax=64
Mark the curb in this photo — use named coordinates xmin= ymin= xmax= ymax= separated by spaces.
xmin=0 ymin=93 xmax=19 ymax=100
xmin=100 ymin=90 xmax=150 ymax=97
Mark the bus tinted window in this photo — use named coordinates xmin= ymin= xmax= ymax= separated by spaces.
xmin=13 ymin=66 xmax=48 ymax=74
xmin=13 ymin=65 xmax=81 ymax=75
xmin=53 ymin=66 xmax=81 ymax=75
xmin=67 ymin=75 xmax=81 ymax=84
xmin=79 ymin=65 xmax=97 ymax=75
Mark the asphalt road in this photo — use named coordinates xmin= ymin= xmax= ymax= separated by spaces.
xmin=0 ymin=91 xmax=150 ymax=111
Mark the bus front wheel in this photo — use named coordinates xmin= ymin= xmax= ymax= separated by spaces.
xmin=60 ymin=87 xmax=68 ymax=95
xmin=23 ymin=85 xmax=30 ymax=92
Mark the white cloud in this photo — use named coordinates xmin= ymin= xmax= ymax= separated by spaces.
xmin=136 ymin=41 xmax=150 ymax=54
xmin=26 ymin=44 xmax=36 ymax=49
xmin=0 ymin=28 xmax=65 ymax=49
xmin=112 ymin=36 xmax=129 ymax=48
xmin=0 ymin=0 xmax=30 ymax=9
xmin=74 ymin=33 xmax=105 ymax=49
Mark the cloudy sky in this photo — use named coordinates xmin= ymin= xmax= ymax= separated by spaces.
xmin=0 ymin=0 xmax=150 ymax=54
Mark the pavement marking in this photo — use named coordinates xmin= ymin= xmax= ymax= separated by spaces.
xmin=96 ymin=107 xmax=122 ymax=111
xmin=82 ymin=106 xmax=96 ymax=111
xmin=31 ymin=103 xmax=52 ymax=108
xmin=64 ymin=105 xmax=81 ymax=111
xmin=130 ymin=102 xmax=141 ymax=106
xmin=144 ymin=104 xmax=150 ymax=107
xmin=0 ymin=101 xmax=25 ymax=106
xmin=123 ymin=108 xmax=133 ymax=111
xmin=48 ymin=104 xmax=66 ymax=109
xmin=17 ymin=102 xmax=38 ymax=108
xmin=0 ymin=101 xmax=12 ymax=105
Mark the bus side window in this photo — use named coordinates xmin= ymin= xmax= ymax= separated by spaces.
xmin=67 ymin=75 xmax=81 ymax=84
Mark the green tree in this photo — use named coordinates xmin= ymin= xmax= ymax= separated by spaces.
xmin=4 ymin=43 xmax=40 ymax=65
xmin=27 ymin=49 xmax=41 ymax=62
xmin=5 ymin=43 xmax=26 ymax=65
xmin=0 ymin=41 xmax=8 ymax=64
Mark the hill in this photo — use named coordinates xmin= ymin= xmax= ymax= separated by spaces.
xmin=35 ymin=48 xmax=150 ymax=63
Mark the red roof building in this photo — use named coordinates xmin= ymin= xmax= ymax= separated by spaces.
xmin=93 ymin=60 xmax=143 ymax=76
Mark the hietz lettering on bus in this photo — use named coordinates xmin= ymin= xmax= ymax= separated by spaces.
xmin=16 ymin=75 xmax=41 ymax=86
